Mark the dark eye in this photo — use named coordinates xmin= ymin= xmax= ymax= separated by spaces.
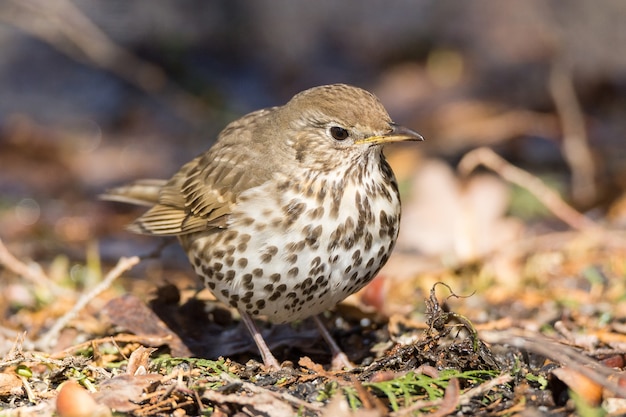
xmin=329 ymin=126 xmax=349 ymax=141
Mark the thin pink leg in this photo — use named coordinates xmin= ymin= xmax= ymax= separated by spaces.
xmin=313 ymin=315 xmax=354 ymax=370
xmin=239 ymin=310 xmax=281 ymax=370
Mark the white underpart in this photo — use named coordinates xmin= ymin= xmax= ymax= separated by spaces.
xmin=190 ymin=164 xmax=400 ymax=324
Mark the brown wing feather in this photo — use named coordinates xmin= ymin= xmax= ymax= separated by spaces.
xmin=129 ymin=108 xmax=277 ymax=236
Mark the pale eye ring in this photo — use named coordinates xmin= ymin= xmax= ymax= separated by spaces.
xmin=329 ymin=126 xmax=349 ymax=141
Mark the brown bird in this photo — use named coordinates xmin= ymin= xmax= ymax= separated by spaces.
xmin=103 ymin=84 xmax=423 ymax=369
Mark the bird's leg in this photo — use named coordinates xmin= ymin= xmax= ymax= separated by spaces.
xmin=313 ymin=315 xmax=354 ymax=370
xmin=239 ymin=310 xmax=281 ymax=370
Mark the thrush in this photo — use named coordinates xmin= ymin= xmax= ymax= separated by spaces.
xmin=103 ymin=84 xmax=423 ymax=369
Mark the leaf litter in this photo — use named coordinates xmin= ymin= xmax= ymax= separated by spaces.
xmin=2 ymin=176 xmax=626 ymax=417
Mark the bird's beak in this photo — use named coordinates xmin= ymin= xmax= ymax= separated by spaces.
xmin=354 ymin=123 xmax=424 ymax=145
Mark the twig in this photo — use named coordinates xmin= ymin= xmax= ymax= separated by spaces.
xmin=458 ymin=147 xmax=598 ymax=231
xmin=0 ymin=238 xmax=57 ymax=291
xmin=51 ymin=334 xmax=174 ymax=359
xmin=549 ymin=60 xmax=597 ymax=205
xmin=19 ymin=375 xmax=36 ymax=403
xmin=458 ymin=373 xmax=513 ymax=405
xmin=36 ymin=256 xmax=140 ymax=350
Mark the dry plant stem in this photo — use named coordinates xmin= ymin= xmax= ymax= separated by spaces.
xmin=19 ymin=375 xmax=36 ymax=403
xmin=549 ymin=60 xmax=597 ymax=205
xmin=36 ymin=256 xmax=140 ymax=350
xmin=0 ymin=238 xmax=59 ymax=292
xmin=458 ymin=147 xmax=598 ymax=231
xmin=51 ymin=334 xmax=173 ymax=359
xmin=458 ymin=373 xmax=513 ymax=406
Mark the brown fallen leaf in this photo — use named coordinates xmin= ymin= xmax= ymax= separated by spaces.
xmin=0 ymin=371 xmax=23 ymax=397
xmin=101 ymin=294 xmax=191 ymax=357
xmin=397 ymin=159 xmax=523 ymax=264
xmin=203 ymin=388 xmax=294 ymax=417
xmin=126 ymin=346 xmax=157 ymax=376
xmin=94 ymin=373 xmax=162 ymax=413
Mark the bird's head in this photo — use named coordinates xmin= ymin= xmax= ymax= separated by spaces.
xmin=276 ymin=84 xmax=423 ymax=172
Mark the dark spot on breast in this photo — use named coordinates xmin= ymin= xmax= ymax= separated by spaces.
xmin=277 ymin=181 xmax=291 ymax=192
xmin=201 ymin=265 xmax=214 ymax=278
xmin=223 ymin=230 xmax=238 ymax=244
xmin=307 ymin=206 xmax=324 ymax=220
xmin=265 ymin=275 xmax=278 ymax=284
xmin=283 ymin=200 xmax=307 ymax=226
xmin=269 ymin=292 xmax=281 ymax=301
xmin=304 ymin=225 xmax=323 ymax=247
xmin=364 ymin=232 xmax=373 ymax=251
xmin=260 ymin=246 xmax=278 ymax=264
xmin=286 ymin=241 xmax=306 ymax=253
xmin=269 ymin=273 xmax=281 ymax=283
xmin=225 ymin=270 xmax=235 ymax=282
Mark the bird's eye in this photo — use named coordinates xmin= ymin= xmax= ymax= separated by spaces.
xmin=329 ymin=126 xmax=349 ymax=141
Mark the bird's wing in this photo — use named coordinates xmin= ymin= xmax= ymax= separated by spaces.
xmin=130 ymin=109 xmax=276 ymax=236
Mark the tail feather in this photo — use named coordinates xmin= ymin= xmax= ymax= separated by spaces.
xmin=100 ymin=179 xmax=166 ymax=207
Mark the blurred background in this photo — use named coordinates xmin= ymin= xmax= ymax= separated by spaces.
xmin=1 ymin=0 xmax=626 ymax=275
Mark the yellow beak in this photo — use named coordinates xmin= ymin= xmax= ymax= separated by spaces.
xmin=354 ymin=123 xmax=424 ymax=145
